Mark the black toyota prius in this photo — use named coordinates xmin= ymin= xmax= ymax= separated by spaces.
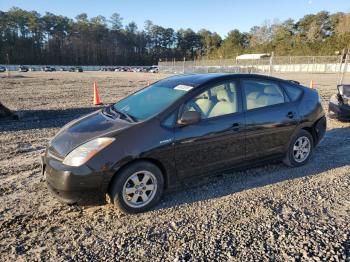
xmin=42 ymin=73 xmax=326 ymax=213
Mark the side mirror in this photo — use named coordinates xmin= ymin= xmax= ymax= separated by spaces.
xmin=178 ymin=111 xmax=201 ymax=126
xmin=338 ymin=84 xmax=350 ymax=99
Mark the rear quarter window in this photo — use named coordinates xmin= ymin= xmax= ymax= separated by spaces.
xmin=282 ymin=83 xmax=303 ymax=101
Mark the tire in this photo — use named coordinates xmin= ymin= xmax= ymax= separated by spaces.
xmin=283 ymin=129 xmax=314 ymax=167
xmin=109 ymin=161 xmax=164 ymax=214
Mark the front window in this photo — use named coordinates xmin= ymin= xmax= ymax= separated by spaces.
xmin=182 ymin=80 xmax=238 ymax=119
xmin=113 ymin=80 xmax=194 ymax=121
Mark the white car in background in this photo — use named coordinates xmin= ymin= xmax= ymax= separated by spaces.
xmin=149 ymin=67 xmax=158 ymax=73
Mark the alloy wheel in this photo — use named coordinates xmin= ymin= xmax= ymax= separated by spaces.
xmin=293 ymin=136 xmax=311 ymax=163
xmin=122 ymin=171 xmax=157 ymax=208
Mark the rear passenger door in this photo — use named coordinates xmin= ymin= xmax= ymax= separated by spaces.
xmin=241 ymin=78 xmax=299 ymax=160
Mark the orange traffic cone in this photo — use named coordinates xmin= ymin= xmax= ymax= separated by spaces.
xmin=93 ymin=82 xmax=102 ymax=105
xmin=309 ymin=80 xmax=316 ymax=89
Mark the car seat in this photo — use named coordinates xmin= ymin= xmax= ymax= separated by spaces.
xmin=188 ymin=91 xmax=213 ymax=117
xmin=257 ymin=86 xmax=284 ymax=107
xmin=208 ymin=89 xmax=237 ymax=117
xmin=246 ymin=92 xmax=263 ymax=109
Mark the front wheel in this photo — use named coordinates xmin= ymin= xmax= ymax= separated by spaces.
xmin=283 ymin=130 xmax=314 ymax=167
xmin=109 ymin=161 xmax=164 ymax=214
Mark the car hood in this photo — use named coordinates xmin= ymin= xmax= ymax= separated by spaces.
xmin=49 ymin=110 xmax=132 ymax=157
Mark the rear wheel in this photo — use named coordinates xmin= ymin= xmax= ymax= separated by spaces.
xmin=109 ymin=161 xmax=164 ymax=214
xmin=283 ymin=129 xmax=314 ymax=167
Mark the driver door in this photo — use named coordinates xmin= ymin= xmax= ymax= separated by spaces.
xmin=174 ymin=80 xmax=246 ymax=180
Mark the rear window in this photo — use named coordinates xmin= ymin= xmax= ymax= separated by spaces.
xmin=282 ymin=83 xmax=303 ymax=101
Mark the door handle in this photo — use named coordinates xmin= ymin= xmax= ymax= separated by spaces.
xmin=287 ymin=112 xmax=295 ymax=119
xmin=232 ymin=123 xmax=240 ymax=131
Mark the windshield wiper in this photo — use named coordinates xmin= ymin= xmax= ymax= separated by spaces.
xmin=101 ymin=107 xmax=115 ymax=118
xmin=110 ymin=106 xmax=136 ymax=123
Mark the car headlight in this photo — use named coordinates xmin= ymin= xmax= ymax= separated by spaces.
xmin=63 ymin=137 xmax=115 ymax=167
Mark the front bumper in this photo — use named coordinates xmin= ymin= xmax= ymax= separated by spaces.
xmin=41 ymin=152 xmax=107 ymax=204
xmin=329 ymin=94 xmax=350 ymax=121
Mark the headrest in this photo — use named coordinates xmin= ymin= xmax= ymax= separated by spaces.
xmin=198 ymin=91 xmax=209 ymax=99
xmin=264 ymin=86 xmax=280 ymax=95
xmin=247 ymin=92 xmax=260 ymax=100
xmin=216 ymin=89 xmax=231 ymax=102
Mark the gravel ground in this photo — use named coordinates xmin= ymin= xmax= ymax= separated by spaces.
xmin=0 ymin=72 xmax=349 ymax=261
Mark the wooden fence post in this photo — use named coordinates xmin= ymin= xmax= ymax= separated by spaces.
xmin=183 ymin=57 xmax=186 ymax=74
xmin=269 ymin=52 xmax=274 ymax=76
xmin=339 ymin=51 xmax=349 ymax=85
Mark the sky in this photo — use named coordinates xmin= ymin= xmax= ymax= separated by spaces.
xmin=1 ymin=0 xmax=349 ymax=37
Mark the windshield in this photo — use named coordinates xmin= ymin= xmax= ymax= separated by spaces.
xmin=113 ymin=80 xmax=194 ymax=121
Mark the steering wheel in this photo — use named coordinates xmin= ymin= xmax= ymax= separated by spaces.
xmin=188 ymin=100 xmax=206 ymax=118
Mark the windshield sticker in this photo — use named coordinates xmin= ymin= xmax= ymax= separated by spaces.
xmin=174 ymin=84 xmax=194 ymax=92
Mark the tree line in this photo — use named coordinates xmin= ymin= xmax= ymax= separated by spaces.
xmin=0 ymin=7 xmax=349 ymax=66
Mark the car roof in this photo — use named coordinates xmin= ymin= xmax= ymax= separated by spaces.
xmin=161 ymin=73 xmax=290 ymax=87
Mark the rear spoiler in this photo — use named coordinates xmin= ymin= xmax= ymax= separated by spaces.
xmin=287 ymin=80 xmax=300 ymax=85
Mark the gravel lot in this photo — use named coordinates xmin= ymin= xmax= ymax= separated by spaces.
xmin=0 ymin=72 xmax=349 ymax=261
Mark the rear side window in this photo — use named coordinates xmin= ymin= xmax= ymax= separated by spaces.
xmin=242 ymin=79 xmax=285 ymax=110
xmin=282 ymin=83 xmax=303 ymax=101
